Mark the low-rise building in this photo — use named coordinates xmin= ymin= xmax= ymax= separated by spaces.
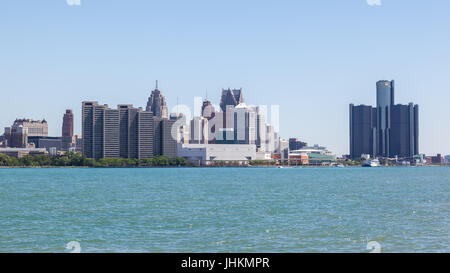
xmin=290 ymin=145 xmax=336 ymax=165
xmin=177 ymin=144 xmax=256 ymax=165
xmin=0 ymin=148 xmax=48 ymax=158
xmin=427 ymin=154 xmax=444 ymax=165
xmin=445 ymin=155 xmax=450 ymax=165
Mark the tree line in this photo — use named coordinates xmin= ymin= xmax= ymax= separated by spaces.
xmin=0 ymin=152 xmax=188 ymax=167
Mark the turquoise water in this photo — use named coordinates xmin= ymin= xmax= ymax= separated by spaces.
xmin=0 ymin=167 xmax=449 ymax=253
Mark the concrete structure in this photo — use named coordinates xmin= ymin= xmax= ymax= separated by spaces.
xmin=146 ymin=81 xmax=168 ymax=119
xmin=350 ymin=80 xmax=419 ymax=159
xmin=0 ymin=148 xmax=47 ymax=158
xmin=178 ymin=144 xmax=256 ymax=165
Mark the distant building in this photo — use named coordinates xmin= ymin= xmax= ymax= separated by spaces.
xmin=288 ymin=138 xmax=307 ymax=151
xmin=177 ymin=144 xmax=256 ymax=165
xmin=349 ymin=104 xmax=376 ymax=159
xmin=290 ymin=145 xmax=336 ymax=165
xmin=219 ymin=88 xmax=244 ymax=112
xmin=3 ymin=118 xmax=48 ymax=148
xmin=28 ymin=136 xmax=63 ymax=151
xmin=389 ymin=103 xmax=419 ymax=158
xmin=146 ymin=81 xmax=168 ymax=119
xmin=83 ymin=101 xmax=178 ymax=160
xmin=11 ymin=119 xmax=48 ymax=137
xmin=427 ymin=154 xmax=444 ymax=165
xmin=190 ymin=116 xmax=209 ymax=144
xmin=62 ymin=109 xmax=75 ymax=150
xmin=0 ymin=148 xmax=47 ymax=158
xmin=349 ymin=80 xmax=419 ymax=159
xmin=154 ymin=118 xmax=178 ymax=158
xmin=278 ymin=138 xmax=289 ymax=160
xmin=444 ymin=155 xmax=450 ymax=164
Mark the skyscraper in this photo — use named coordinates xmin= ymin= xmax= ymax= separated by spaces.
xmin=190 ymin=116 xmax=209 ymax=144
xmin=389 ymin=103 xmax=419 ymax=158
xmin=219 ymin=88 xmax=244 ymax=112
xmin=349 ymin=104 xmax=377 ymax=158
xmin=146 ymin=81 xmax=168 ymax=119
xmin=82 ymin=102 xmax=119 ymax=159
xmin=376 ymin=80 xmax=395 ymax=157
xmin=62 ymin=110 xmax=75 ymax=150
xmin=349 ymin=80 xmax=419 ymax=159
xmin=83 ymin=102 xmax=162 ymax=160
xmin=62 ymin=110 xmax=74 ymax=138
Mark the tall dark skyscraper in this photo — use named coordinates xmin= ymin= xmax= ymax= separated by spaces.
xmin=349 ymin=104 xmax=377 ymax=158
xmin=376 ymin=80 xmax=395 ymax=157
xmin=219 ymin=88 xmax=244 ymax=112
xmin=390 ymin=103 xmax=419 ymax=158
xmin=349 ymin=80 xmax=419 ymax=159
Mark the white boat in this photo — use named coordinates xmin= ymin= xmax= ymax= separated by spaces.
xmin=362 ymin=159 xmax=380 ymax=167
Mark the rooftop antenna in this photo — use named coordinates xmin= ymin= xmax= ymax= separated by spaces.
xmin=206 ymin=89 xmax=208 ymax=101
xmin=177 ymin=96 xmax=179 ymax=115
xmin=156 ymin=80 xmax=158 ymax=90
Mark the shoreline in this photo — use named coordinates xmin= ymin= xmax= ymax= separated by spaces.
xmin=1 ymin=165 xmax=448 ymax=169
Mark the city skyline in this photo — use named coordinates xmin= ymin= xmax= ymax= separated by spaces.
xmin=1 ymin=1 xmax=450 ymax=156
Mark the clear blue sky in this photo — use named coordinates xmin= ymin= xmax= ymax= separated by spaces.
xmin=1 ymin=0 xmax=449 ymax=156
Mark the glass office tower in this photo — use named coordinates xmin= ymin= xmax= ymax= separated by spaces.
xmin=376 ymin=80 xmax=395 ymax=157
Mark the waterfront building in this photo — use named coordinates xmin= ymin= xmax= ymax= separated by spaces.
xmin=0 ymin=148 xmax=47 ymax=158
xmin=389 ymin=103 xmax=419 ymax=158
xmin=376 ymin=80 xmax=395 ymax=157
xmin=152 ymin=117 xmax=177 ymax=158
xmin=82 ymin=102 xmax=171 ymax=160
xmin=445 ymin=155 xmax=450 ymax=164
xmin=146 ymin=81 xmax=168 ymax=119
xmin=290 ymin=145 xmax=336 ymax=165
xmin=177 ymin=143 xmax=256 ymax=165
xmin=427 ymin=154 xmax=444 ymax=165
xmin=349 ymin=80 xmax=419 ymax=159
xmin=349 ymin=104 xmax=377 ymax=158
